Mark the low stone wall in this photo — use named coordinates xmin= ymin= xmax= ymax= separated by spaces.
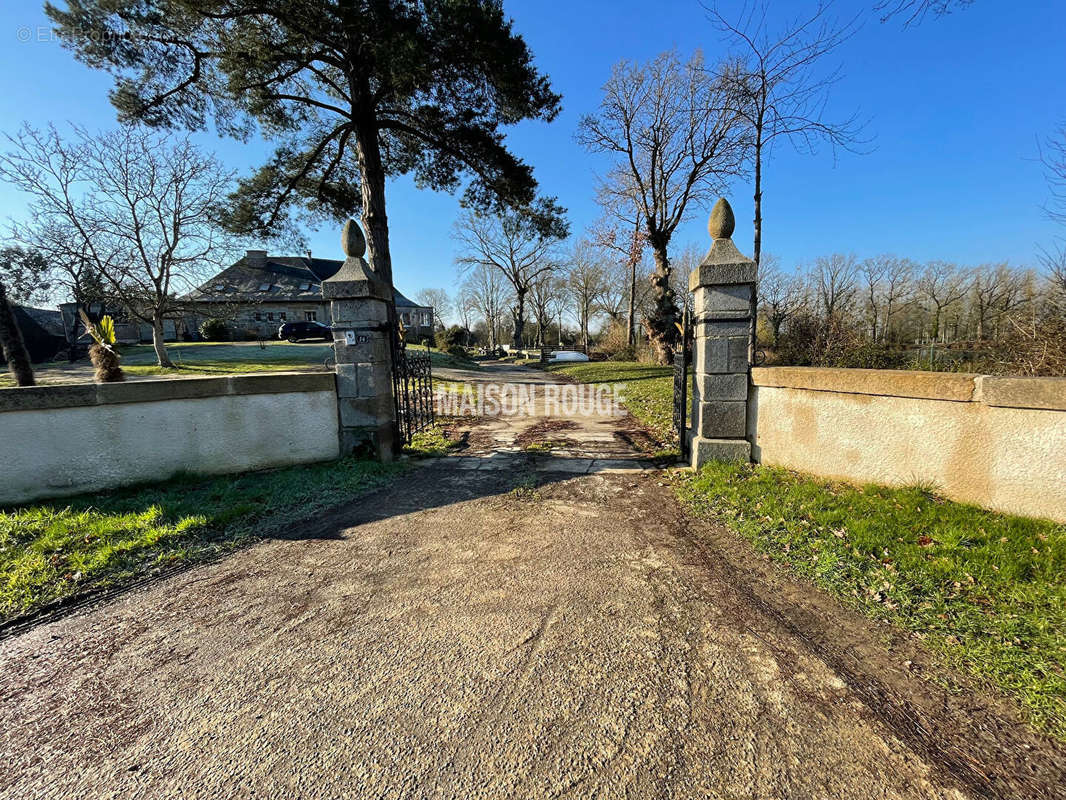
xmin=0 ymin=372 xmax=340 ymax=506
xmin=750 ymin=367 xmax=1066 ymax=522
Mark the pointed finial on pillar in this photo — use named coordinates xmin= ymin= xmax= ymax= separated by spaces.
xmin=341 ymin=218 xmax=366 ymax=258
xmin=690 ymin=197 xmax=753 ymax=290
xmin=324 ymin=218 xmax=388 ymax=300
xmin=707 ymin=197 xmax=735 ymax=241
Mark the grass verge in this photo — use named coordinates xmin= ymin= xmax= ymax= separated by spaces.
xmin=0 ymin=457 xmax=403 ymax=623
xmin=404 ymin=423 xmax=463 ymax=458
xmin=1 ymin=341 xmax=478 ymax=388
xmin=676 ymin=461 xmax=1066 ymax=740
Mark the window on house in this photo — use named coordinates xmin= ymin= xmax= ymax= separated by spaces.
xmin=279 ymin=312 xmax=287 ymax=321
xmin=258 ymin=283 xmax=272 ymax=291
xmin=305 ymin=311 xmax=317 ymax=322
xmin=401 ymin=312 xmax=411 ymax=324
xmin=214 ymin=284 xmax=225 ymax=292
xmin=254 ymin=312 xmax=262 ymax=322
xmin=302 ymin=282 xmax=313 ymax=290
xmin=422 ymin=313 xmax=431 ymax=326
xmin=267 ymin=312 xmax=275 ymax=321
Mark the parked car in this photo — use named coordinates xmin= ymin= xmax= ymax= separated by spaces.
xmin=278 ymin=320 xmax=332 ymax=342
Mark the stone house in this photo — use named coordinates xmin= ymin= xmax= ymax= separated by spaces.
xmin=180 ymin=250 xmax=434 ymax=340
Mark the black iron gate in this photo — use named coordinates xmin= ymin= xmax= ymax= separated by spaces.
xmin=672 ymin=307 xmax=692 ymax=458
xmin=392 ymin=345 xmax=435 ymax=444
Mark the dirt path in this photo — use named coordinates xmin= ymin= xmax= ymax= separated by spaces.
xmin=1 ymin=367 xmax=1061 ymax=799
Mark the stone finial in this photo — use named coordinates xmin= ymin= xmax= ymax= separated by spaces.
xmin=690 ymin=196 xmax=754 ymax=291
xmin=323 ymin=218 xmax=389 ymax=300
xmin=342 ymin=218 xmax=366 ymax=259
xmin=707 ymin=197 xmax=735 ymax=240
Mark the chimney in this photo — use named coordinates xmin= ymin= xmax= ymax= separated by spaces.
xmin=306 ymin=249 xmax=312 ymax=260
xmin=246 ymin=249 xmax=268 ymax=266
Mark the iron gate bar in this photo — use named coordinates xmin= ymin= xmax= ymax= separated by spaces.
xmin=392 ymin=344 xmax=435 ymax=445
xmin=672 ymin=307 xmax=692 ymax=458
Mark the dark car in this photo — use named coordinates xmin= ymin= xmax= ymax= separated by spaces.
xmin=278 ymin=320 xmax=332 ymax=342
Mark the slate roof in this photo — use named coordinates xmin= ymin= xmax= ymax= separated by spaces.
xmin=16 ymin=306 xmax=65 ymax=337
xmin=183 ymin=254 xmax=427 ymax=309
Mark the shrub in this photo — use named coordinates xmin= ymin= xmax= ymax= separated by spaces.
xmin=198 ymin=318 xmax=230 ymax=341
xmin=435 ymin=325 xmax=469 ymax=357
xmin=597 ymin=320 xmax=632 ymax=358
xmin=773 ymin=312 xmax=905 ymax=369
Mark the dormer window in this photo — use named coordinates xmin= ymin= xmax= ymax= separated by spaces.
xmin=258 ymin=283 xmax=272 ymax=291
xmin=302 ymin=282 xmax=313 ymax=290
xmin=213 ymin=284 xmax=225 ymax=291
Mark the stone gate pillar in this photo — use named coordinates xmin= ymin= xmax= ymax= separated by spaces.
xmin=323 ymin=219 xmax=396 ymax=461
xmin=688 ymin=198 xmax=754 ymax=468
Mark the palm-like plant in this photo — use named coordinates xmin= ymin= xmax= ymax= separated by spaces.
xmin=79 ymin=311 xmax=124 ymax=382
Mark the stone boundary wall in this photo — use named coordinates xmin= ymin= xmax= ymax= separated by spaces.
xmin=750 ymin=367 xmax=1066 ymax=522
xmin=0 ymin=372 xmax=340 ymax=505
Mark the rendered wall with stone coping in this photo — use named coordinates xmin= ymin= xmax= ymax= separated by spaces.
xmin=0 ymin=372 xmax=340 ymax=505
xmin=749 ymin=367 xmax=1066 ymax=522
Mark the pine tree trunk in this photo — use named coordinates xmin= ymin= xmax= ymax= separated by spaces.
xmin=354 ymin=121 xmax=399 ymax=354
xmin=0 ymin=281 xmax=35 ymax=386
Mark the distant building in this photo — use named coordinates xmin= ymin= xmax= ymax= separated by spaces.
xmin=3 ymin=306 xmax=65 ymax=363
xmin=181 ymin=250 xmax=433 ymax=340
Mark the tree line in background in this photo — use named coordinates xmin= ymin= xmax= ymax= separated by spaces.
xmin=421 ymin=241 xmax=1066 ymax=378
xmin=757 ymin=253 xmax=1066 ymax=375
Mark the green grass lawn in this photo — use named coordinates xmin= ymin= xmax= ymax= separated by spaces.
xmin=546 ymin=361 xmax=680 ymax=451
xmin=1 ymin=340 xmax=479 ymax=387
xmin=0 ymin=457 xmax=403 ymax=623
xmin=120 ymin=341 xmax=335 ymax=377
xmin=677 ymin=462 xmax=1066 ymax=740
xmin=406 ymin=343 xmax=480 ymax=370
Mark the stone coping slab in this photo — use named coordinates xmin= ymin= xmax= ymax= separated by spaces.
xmin=752 ymin=367 xmax=1066 ymax=410
xmin=751 ymin=367 xmax=978 ymax=402
xmin=0 ymin=371 xmax=336 ymax=413
xmin=977 ymin=376 xmax=1066 ymax=411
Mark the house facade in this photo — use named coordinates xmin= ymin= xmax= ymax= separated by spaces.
xmin=181 ymin=250 xmax=434 ymax=341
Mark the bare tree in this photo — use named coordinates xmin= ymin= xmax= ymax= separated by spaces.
xmin=591 ymin=198 xmax=647 ymax=348
xmin=0 ymin=125 xmax=236 ymax=367
xmin=578 ymin=49 xmax=748 ymax=363
xmin=416 ymin=289 xmax=452 ymax=329
xmin=874 ymin=0 xmax=974 ymax=26
xmin=461 ymin=263 xmax=511 ymax=350
xmin=566 ymin=240 xmax=608 ymax=353
xmin=454 ymin=286 xmax=477 ymax=332
xmin=454 ymin=208 xmax=565 ymax=348
xmin=757 ymin=254 xmax=806 ymax=346
xmin=917 ymin=261 xmax=967 ymax=342
xmin=1042 ymin=247 xmax=1066 ymax=316
xmin=971 ymin=264 xmax=1018 ymax=342
xmin=528 ymin=272 xmax=563 ymax=347
xmin=877 ymin=256 xmax=917 ymax=343
xmin=1041 ymin=124 xmax=1066 ymax=227
xmin=709 ymin=1 xmax=864 ymax=269
xmin=814 ymin=253 xmax=858 ymax=318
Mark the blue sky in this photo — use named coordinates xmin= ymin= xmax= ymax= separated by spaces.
xmin=0 ymin=0 xmax=1063 ymax=302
